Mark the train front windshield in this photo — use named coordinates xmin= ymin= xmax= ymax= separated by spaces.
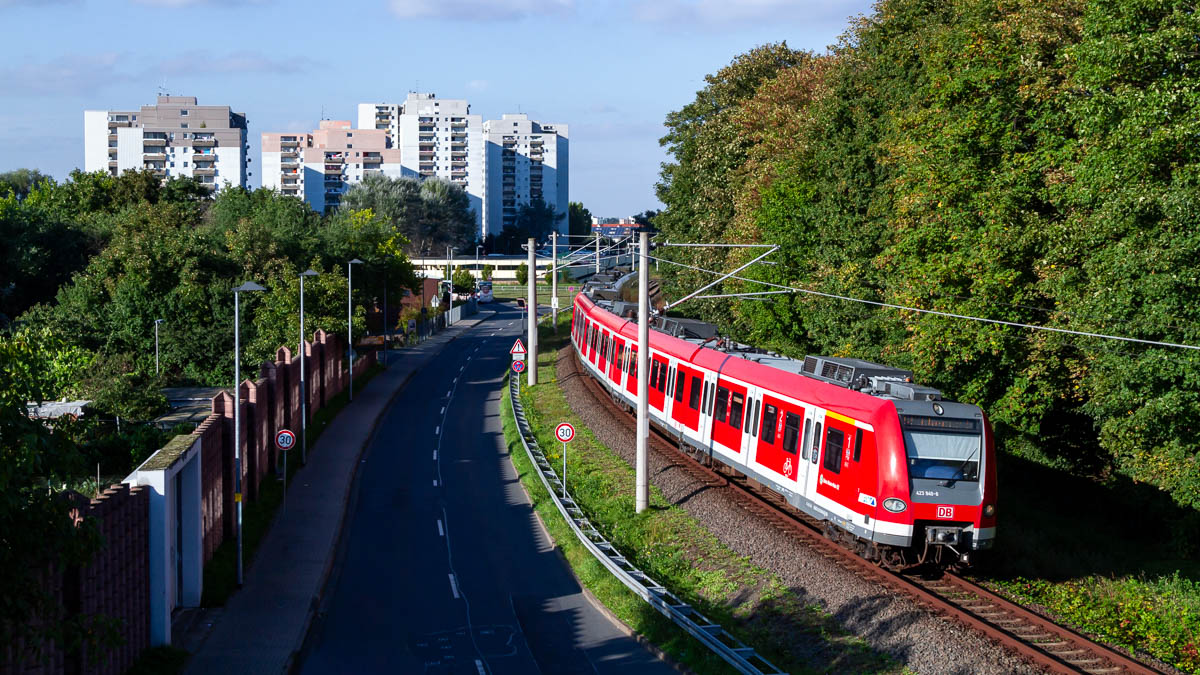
xmin=900 ymin=415 xmax=981 ymax=481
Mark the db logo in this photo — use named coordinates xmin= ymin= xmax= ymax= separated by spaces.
xmin=936 ymin=505 xmax=954 ymax=519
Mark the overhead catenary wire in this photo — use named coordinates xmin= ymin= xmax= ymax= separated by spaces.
xmin=649 ymin=254 xmax=1200 ymax=351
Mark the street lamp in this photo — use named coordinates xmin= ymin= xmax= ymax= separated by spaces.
xmin=446 ymin=246 xmax=456 ymax=326
xmin=475 ymin=244 xmax=483 ymax=281
xmin=348 ymin=259 xmax=363 ymax=401
xmin=154 ymin=318 xmax=164 ymax=375
xmin=299 ymin=269 xmax=318 ymax=465
xmin=233 ymin=280 xmax=266 ymax=587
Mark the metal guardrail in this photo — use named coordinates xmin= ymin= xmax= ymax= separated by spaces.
xmin=508 ymin=373 xmax=785 ymax=675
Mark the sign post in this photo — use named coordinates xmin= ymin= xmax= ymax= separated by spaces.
xmin=555 ymin=422 xmax=575 ymax=496
xmin=275 ymin=428 xmax=296 ymax=513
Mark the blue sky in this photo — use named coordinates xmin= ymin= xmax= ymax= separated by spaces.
xmin=0 ymin=0 xmax=874 ymax=216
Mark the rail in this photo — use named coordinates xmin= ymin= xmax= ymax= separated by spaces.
xmin=507 ymin=372 xmax=784 ymax=675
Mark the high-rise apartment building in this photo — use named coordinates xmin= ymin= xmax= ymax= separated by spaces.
xmin=357 ymin=93 xmax=484 ymax=237
xmin=482 ymin=114 xmax=569 ymax=238
xmin=83 ymin=96 xmax=247 ymax=190
xmin=261 ymin=120 xmax=403 ymax=213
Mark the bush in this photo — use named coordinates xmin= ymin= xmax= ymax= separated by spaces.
xmin=516 ymin=262 xmax=528 ymax=285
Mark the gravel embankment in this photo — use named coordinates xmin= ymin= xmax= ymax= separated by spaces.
xmin=556 ymin=346 xmax=1042 ymax=675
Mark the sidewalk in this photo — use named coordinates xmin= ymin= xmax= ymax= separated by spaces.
xmin=180 ymin=312 xmax=491 ymax=675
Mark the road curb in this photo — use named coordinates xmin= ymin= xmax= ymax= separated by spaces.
xmin=284 ymin=314 xmax=492 ymax=674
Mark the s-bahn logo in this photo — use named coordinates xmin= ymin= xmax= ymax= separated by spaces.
xmin=936 ymin=505 xmax=955 ymax=519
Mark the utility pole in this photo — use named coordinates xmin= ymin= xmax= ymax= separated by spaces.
xmin=636 ymin=228 xmax=650 ymax=513
xmin=551 ymin=231 xmax=558 ymax=334
xmin=527 ymin=238 xmax=538 ymax=387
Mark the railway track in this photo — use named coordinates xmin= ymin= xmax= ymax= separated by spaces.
xmin=569 ymin=350 xmax=1168 ymax=675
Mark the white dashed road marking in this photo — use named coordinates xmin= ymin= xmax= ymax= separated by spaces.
xmin=437 ymin=520 xmax=444 ymax=537
xmin=448 ymin=574 xmax=460 ymax=599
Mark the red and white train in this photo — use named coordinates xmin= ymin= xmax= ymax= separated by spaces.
xmin=571 ymin=290 xmax=997 ymax=567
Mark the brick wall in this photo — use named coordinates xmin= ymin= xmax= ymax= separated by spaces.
xmin=0 ymin=486 xmax=150 ymax=675
xmin=1 ymin=331 xmax=372 ymax=674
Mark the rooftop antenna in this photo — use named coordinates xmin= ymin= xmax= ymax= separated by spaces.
xmin=157 ymin=81 xmax=169 ymax=97
xmin=320 ymin=105 xmax=326 ymax=121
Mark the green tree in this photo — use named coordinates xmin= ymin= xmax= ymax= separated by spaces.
xmin=0 ymin=168 xmax=53 ymax=200
xmin=568 ymin=201 xmax=592 ymax=238
xmin=516 ymin=262 xmax=528 ymax=286
xmin=481 ymin=264 xmax=494 ymax=281
xmin=452 ymin=268 xmax=475 ymax=294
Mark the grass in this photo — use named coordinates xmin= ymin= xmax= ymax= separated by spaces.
xmin=501 ymin=313 xmax=898 ymax=674
xmin=975 ymin=451 xmax=1200 ymax=672
xmin=490 ymin=280 xmax=578 ymax=309
xmin=124 ymin=645 xmax=190 ymax=675
xmin=200 ymin=362 xmax=385 ymax=607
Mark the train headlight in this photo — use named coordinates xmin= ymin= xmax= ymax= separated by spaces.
xmin=883 ymin=498 xmax=907 ymax=513
xmin=983 ymin=503 xmax=995 ymax=518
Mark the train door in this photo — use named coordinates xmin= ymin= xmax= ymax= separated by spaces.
xmin=806 ymin=409 xmax=827 ymax=499
xmin=610 ymin=337 xmax=625 ymax=384
xmin=625 ymin=346 xmax=638 ymax=396
xmin=670 ymin=363 xmax=701 ymax=432
xmin=796 ymin=406 xmax=817 ymax=496
xmin=648 ymin=355 xmax=668 ymax=412
xmin=711 ymin=378 xmax=748 ymax=454
xmin=698 ymin=371 xmax=716 ymax=448
xmin=825 ymin=413 xmax=865 ymax=518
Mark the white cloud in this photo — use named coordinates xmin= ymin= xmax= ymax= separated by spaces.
xmin=152 ymin=50 xmax=311 ymax=76
xmin=0 ymin=0 xmax=78 ymax=6
xmin=632 ymin=0 xmax=865 ymax=28
xmin=389 ymin=0 xmax=574 ymax=21
xmin=465 ymin=79 xmax=488 ymax=91
xmin=0 ymin=53 xmax=126 ymax=96
xmin=131 ymin=0 xmax=272 ymax=6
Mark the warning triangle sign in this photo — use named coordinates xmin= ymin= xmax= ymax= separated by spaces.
xmin=510 ymin=339 xmax=527 ymax=355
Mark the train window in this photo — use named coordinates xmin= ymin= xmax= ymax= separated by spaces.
xmin=751 ymin=399 xmax=760 ymax=436
xmin=650 ymin=360 xmax=660 ymax=387
xmin=853 ymin=429 xmax=863 ymax=462
xmin=630 ymin=349 xmax=637 ymax=378
xmin=729 ymin=392 xmax=744 ymax=431
xmin=703 ymin=382 xmax=712 ymax=413
xmin=782 ymin=412 xmax=801 ymax=453
xmin=801 ymin=419 xmax=812 ymax=460
xmin=658 ymin=363 xmax=668 ymax=391
xmin=714 ymin=387 xmax=729 ymax=423
xmin=811 ymin=422 xmax=822 ymax=464
xmin=674 ymin=371 xmax=685 ymax=402
xmin=761 ymin=404 xmax=778 ymax=444
xmin=823 ymin=427 xmax=843 ymax=474
xmin=689 ymin=376 xmax=701 ymax=410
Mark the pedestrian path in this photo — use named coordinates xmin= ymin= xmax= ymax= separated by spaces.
xmin=180 ymin=314 xmax=490 ymax=675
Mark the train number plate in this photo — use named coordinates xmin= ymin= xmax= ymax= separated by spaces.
xmin=936 ymin=505 xmax=954 ymax=519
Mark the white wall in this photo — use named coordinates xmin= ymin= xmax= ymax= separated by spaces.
xmin=83 ymin=110 xmax=109 ymax=173
xmin=117 ymin=126 xmax=143 ymax=174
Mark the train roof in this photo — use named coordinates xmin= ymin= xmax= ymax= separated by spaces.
xmin=576 ymin=280 xmax=973 ymax=418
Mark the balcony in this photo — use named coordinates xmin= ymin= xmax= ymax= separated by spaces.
xmin=143 ymin=152 xmax=166 ymax=161
xmin=281 ymin=151 xmax=298 ymax=159
xmin=419 ymin=164 xmax=435 ymax=172
xmin=281 ymin=161 xmax=299 ymax=170
xmin=324 ymin=156 xmax=344 ymax=164
xmin=363 ymin=154 xmax=382 ymax=164
xmin=194 ymin=168 xmax=215 ymax=176
xmin=451 ymin=170 xmax=466 ymax=178
xmin=192 ymin=138 xmax=216 ymax=147
xmin=418 ymin=145 xmax=435 ymax=152
xmin=108 ymin=121 xmax=131 ymax=128
xmin=451 ymin=134 xmax=466 ymax=142
xmin=530 ymin=139 xmax=544 ymax=146
xmin=108 ymin=133 xmax=118 ymax=142
xmin=419 ymin=170 xmax=435 ymax=178
xmin=451 ymin=161 xmax=467 ymax=168
xmin=418 ymin=126 xmax=434 ymax=133
xmin=363 ymin=169 xmax=382 ymax=177
xmin=419 ymin=135 xmax=435 ymax=142
xmin=108 ymin=160 xmax=118 ymax=168
xmin=324 ymin=165 xmax=342 ymax=173
xmin=280 ymin=140 xmax=299 ymax=148
xmin=451 ymin=122 xmax=467 ymax=129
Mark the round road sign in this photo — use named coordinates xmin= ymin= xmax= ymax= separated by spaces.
xmin=512 ymin=360 xmax=526 ymax=374
xmin=555 ymin=422 xmax=576 ymax=444
xmin=275 ymin=428 xmax=297 ymax=451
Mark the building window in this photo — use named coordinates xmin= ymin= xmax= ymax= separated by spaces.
xmin=183 ymin=162 xmax=188 ymax=167
xmin=180 ymin=110 xmax=188 ymax=116
xmin=181 ymin=123 xmax=189 ymax=128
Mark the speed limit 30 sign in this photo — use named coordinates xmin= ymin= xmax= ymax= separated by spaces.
xmin=555 ymin=422 xmax=575 ymax=444
xmin=275 ymin=429 xmax=297 ymax=451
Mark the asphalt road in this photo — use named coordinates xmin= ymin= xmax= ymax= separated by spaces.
xmin=298 ymin=304 xmax=675 ymax=674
